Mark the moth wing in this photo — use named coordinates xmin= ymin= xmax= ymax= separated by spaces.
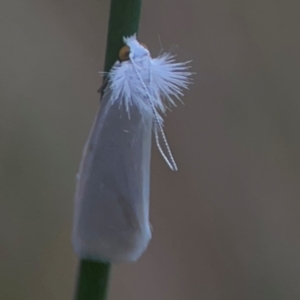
xmin=72 ymin=88 xmax=153 ymax=263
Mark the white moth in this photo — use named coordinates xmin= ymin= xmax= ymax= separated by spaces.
xmin=72 ymin=34 xmax=192 ymax=263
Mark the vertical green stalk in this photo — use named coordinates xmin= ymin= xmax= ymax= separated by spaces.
xmin=74 ymin=0 xmax=142 ymax=300
xmin=74 ymin=261 xmax=110 ymax=300
xmin=104 ymin=0 xmax=142 ymax=73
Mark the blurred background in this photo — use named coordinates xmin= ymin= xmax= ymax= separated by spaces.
xmin=1 ymin=0 xmax=300 ymax=299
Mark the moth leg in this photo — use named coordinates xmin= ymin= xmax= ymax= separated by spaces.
xmin=97 ymin=76 xmax=109 ymax=101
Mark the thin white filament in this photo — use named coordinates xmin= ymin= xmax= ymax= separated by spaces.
xmin=130 ymin=58 xmax=178 ymax=172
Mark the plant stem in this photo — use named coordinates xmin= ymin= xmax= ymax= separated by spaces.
xmin=104 ymin=0 xmax=142 ymax=73
xmin=74 ymin=261 xmax=110 ymax=300
xmin=74 ymin=0 xmax=142 ymax=299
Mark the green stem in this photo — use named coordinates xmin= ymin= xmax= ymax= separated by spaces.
xmin=104 ymin=0 xmax=142 ymax=73
xmin=74 ymin=0 xmax=142 ymax=299
xmin=74 ymin=261 xmax=110 ymax=300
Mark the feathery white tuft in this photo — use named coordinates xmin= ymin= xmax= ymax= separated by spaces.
xmin=151 ymin=54 xmax=192 ymax=111
xmin=108 ymin=35 xmax=192 ymax=120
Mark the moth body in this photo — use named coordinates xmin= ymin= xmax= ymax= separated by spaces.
xmin=72 ymin=35 xmax=192 ymax=263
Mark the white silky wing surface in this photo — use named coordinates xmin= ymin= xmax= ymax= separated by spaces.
xmin=72 ymin=88 xmax=153 ymax=263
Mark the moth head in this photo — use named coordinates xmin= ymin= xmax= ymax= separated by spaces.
xmin=119 ymin=35 xmax=149 ymax=61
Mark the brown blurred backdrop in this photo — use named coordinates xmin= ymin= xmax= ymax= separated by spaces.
xmin=1 ymin=0 xmax=300 ymax=299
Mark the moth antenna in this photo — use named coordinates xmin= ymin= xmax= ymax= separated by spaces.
xmin=131 ymin=58 xmax=178 ymax=171
xmin=153 ymin=121 xmax=178 ymax=171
